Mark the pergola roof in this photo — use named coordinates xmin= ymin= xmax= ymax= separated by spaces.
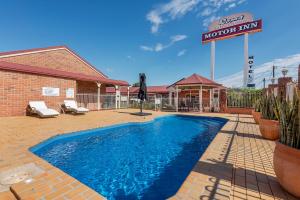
xmin=173 ymin=73 xmax=222 ymax=86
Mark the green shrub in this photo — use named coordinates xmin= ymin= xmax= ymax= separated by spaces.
xmin=254 ymin=98 xmax=261 ymax=112
xmin=277 ymin=91 xmax=300 ymax=149
xmin=261 ymin=95 xmax=278 ymax=120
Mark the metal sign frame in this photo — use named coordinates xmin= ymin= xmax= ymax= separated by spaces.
xmin=202 ymin=14 xmax=262 ymax=88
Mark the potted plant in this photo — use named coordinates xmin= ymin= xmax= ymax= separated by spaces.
xmin=273 ymin=91 xmax=300 ymax=197
xmin=252 ymin=99 xmax=261 ymax=124
xmin=259 ymin=95 xmax=279 ymax=140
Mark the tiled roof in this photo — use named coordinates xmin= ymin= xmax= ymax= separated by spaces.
xmin=147 ymin=86 xmax=169 ymax=93
xmin=175 ymin=73 xmax=221 ymax=86
xmin=0 ymin=45 xmax=108 ymax=78
xmin=106 ymin=87 xmax=136 ymax=93
xmin=0 ymin=61 xmax=129 ymax=86
xmin=0 ymin=45 xmax=66 ymax=56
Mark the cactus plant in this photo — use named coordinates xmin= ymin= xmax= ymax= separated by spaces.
xmin=254 ymin=98 xmax=261 ymax=112
xmin=260 ymin=95 xmax=278 ymax=120
xmin=277 ymin=90 xmax=300 ymax=149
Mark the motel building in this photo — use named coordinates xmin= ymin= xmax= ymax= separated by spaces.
xmin=0 ymin=46 xmax=129 ymax=117
xmin=167 ymin=73 xmax=227 ymax=112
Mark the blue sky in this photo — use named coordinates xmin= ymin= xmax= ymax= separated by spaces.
xmin=1 ymin=0 xmax=300 ymax=86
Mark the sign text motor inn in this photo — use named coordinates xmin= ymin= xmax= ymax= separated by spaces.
xmin=201 ymin=13 xmax=262 ymax=88
xmin=202 ymin=19 xmax=262 ymax=43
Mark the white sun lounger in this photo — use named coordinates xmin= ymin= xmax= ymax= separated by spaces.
xmin=29 ymin=101 xmax=60 ymax=118
xmin=63 ymin=100 xmax=89 ymax=114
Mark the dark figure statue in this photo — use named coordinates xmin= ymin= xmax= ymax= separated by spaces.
xmin=138 ymin=73 xmax=147 ymax=113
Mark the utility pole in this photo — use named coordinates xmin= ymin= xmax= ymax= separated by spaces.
xmin=298 ymin=64 xmax=300 ymax=89
xmin=271 ymin=65 xmax=276 ymax=84
xmin=263 ymin=78 xmax=266 ymax=88
xmin=243 ymin=33 xmax=249 ymax=87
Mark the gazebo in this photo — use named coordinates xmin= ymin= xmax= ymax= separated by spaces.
xmin=167 ymin=73 xmax=225 ymax=112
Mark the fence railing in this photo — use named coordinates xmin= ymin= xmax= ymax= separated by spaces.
xmin=76 ymin=93 xmax=98 ymax=110
xmin=128 ymin=96 xmax=176 ymax=111
xmin=227 ymin=89 xmax=262 ymax=108
xmin=76 ymin=93 xmax=223 ymax=112
xmin=76 ymin=93 xmax=117 ymax=110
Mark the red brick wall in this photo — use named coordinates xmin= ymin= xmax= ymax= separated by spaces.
xmin=268 ymin=84 xmax=278 ymax=95
xmin=0 ymin=49 xmax=105 ymax=78
xmin=77 ymin=81 xmax=107 ymax=94
xmin=278 ymin=77 xmax=292 ymax=101
xmin=220 ymin=89 xmax=227 ymax=112
xmin=0 ymin=70 xmax=76 ymax=116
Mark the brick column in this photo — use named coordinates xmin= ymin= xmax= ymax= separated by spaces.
xmin=97 ymin=83 xmax=101 ymax=110
xmin=219 ymin=89 xmax=227 ymax=113
xmin=262 ymin=88 xmax=267 ymax=96
xmin=268 ymin=84 xmax=278 ymax=95
xmin=278 ymin=77 xmax=292 ymax=101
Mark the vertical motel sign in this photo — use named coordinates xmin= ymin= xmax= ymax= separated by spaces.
xmin=247 ymin=56 xmax=255 ymax=88
xmin=202 ymin=13 xmax=262 ymax=87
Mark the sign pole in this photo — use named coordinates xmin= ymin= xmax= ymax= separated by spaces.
xmin=210 ymin=40 xmax=215 ymax=80
xmin=243 ymin=33 xmax=249 ymax=87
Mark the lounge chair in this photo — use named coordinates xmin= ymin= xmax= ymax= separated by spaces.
xmin=63 ymin=100 xmax=89 ymax=114
xmin=28 ymin=101 xmax=60 ymax=118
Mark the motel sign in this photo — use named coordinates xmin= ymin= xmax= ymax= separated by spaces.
xmin=202 ymin=13 xmax=262 ymax=87
xmin=247 ymin=56 xmax=255 ymax=88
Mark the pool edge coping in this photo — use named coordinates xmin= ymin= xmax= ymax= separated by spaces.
xmin=27 ymin=113 xmax=230 ymax=199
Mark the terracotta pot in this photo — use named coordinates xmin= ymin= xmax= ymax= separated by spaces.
xmin=252 ymin=110 xmax=261 ymax=124
xmin=274 ymin=142 xmax=300 ymax=198
xmin=259 ymin=118 xmax=279 ymax=140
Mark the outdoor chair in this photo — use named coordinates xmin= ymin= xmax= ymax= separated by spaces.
xmin=28 ymin=101 xmax=60 ymax=118
xmin=63 ymin=100 xmax=89 ymax=114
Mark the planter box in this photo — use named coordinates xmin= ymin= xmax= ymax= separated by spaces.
xmin=258 ymin=118 xmax=279 ymax=140
xmin=252 ymin=110 xmax=261 ymax=124
xmin=226 ymin=107 xmax=253 ymax=115
xmin=274 ymin=142 xmax=300 ymax=198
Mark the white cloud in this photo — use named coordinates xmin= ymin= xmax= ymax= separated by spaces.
xmin=217 ymin=54 xmax=300 ymax=88
xmin=228 ymin=3 xmax=236 ymax=8
xmin=146 ymin=0 xmax=200 ymax=33
xmin=146 ymin=0 xmax=248 ymax=32
xmin=200 ymin=7 xmax=213 ymax=17
xmin=140 ymin=34 xmax=188 ymax=52
xmin=203 ymin=15 xmax=220 ymax=27
xmin=140 ymin=45 xmax=154 ymax=51
xmin=171 ymin=34 xmax=187 ymax=42
xmin=155 ymin=43 xmax=164 ymax=51
xmin=177 ymin=49 xmax=187 ymax=56
xmin=237 ymin=0 xmax=246 ymax=5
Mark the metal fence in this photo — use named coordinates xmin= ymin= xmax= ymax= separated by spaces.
xmin=128 ymin=96 xmax=176 ymax=111
xmin=76 ymin=93 xmax=223 ymax=112
xmin=101 ymin=94 xmax=116 ymax=109
xmin=76 ymin=93 xmax=117 ymax=110
xmin=227 ymin=89 xmax=262 ymax=108
xmin=76 ymin=93 xmax=98 ymax=110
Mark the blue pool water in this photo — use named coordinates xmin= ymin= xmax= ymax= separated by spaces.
xmin=31 ymin=115 xmax=227 ymax=199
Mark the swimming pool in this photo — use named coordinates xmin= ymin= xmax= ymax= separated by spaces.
xmin=31 ymin=115 xmax=227 ymax=199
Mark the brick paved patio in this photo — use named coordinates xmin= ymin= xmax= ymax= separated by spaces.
xmin=0 ymin=110 xmax=297 ymax=199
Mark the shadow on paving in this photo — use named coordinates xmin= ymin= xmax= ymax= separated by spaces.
xmin=228 ymin=119 xmax=257 ymax=125
xmin=219 ymin=129 xmax=265 ymax=140
xmin=191 ymin=114 xmax=295 ymax=200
